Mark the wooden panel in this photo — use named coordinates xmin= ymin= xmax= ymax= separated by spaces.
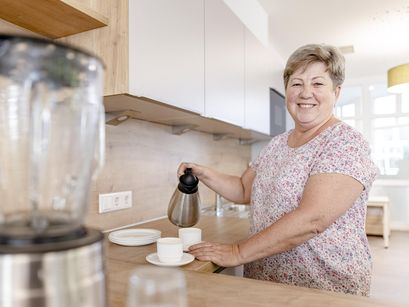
xmin=86 ymin=118 xmax=251 ymax=231
xmin=366 ymin=200 xmax=390 ymax=248
xmin=366 ymin=217 xmax=383 ymax=235
xmin=0 ymin=19 xmax=44 ymax=37
xmin=0 ymin=0 xmax=108 ymax=38
xmin=57 ymin=0 xmax=128 ymax=96
xmin=104 ymin=94 xmax=272 ymax=142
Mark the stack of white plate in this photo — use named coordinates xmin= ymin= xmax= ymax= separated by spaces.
xmin=108 ymin=228 xmax=161 ymax=246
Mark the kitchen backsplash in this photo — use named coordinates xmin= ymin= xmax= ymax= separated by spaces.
xmin=87 ymin=115 xmax=251 ymax=230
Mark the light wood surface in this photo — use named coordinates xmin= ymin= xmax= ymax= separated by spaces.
xmin=104 ymin=94 xmax=272 ymax=142
xmin=107 ymin=260 xmax=402 ymax=307
xmin=106 ymin=215 xmax=403 ymax=307
xmin=85 ymin=114 xmax=250 ymax=231
xmin=366 ymin=197 xmax=390 ymax=248
xmin=0 ymin=0 xmax=107 ymax=38
xmin=57 ymin=0 xmax=128 ymax=96
xmin=106 ymin=215 xmax=250 ymax=273
xmin=368 ymin=231 xmax=409 ymax=305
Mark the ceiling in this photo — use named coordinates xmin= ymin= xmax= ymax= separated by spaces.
xmin=258 ymin=0 xmax=409 ymax=82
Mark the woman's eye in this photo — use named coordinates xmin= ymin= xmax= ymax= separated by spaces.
xmin=313 ymin=82 xmax=324 ymax=86
xmin=291 ymin=83 xmax=301 ymax=87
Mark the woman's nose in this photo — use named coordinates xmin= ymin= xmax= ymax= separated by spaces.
xmin=299 ymin=85 xmax=313 ymax=98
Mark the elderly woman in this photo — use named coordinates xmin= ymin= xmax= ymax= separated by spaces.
xmin=179 ymin=44 xmax=377 ymax=296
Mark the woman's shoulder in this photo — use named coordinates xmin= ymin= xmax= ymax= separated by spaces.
xmin=330 ymin=122 xmax=369 ymax=146
xmin=315 ymin=121 xmax=372 ymax=157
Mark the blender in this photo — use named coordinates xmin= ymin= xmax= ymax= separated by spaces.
xmin=0 ymin=35 xmax=106 ymax=306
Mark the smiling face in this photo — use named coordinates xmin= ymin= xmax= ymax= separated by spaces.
xmin=286 ymin=61 xmax=340 ymax=131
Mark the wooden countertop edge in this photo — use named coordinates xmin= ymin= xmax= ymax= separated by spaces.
xmin=107 ymin=259 xmax=403 ymax=307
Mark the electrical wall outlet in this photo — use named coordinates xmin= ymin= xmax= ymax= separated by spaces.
xmin=99 ymin=191 xmax=132 ymax=213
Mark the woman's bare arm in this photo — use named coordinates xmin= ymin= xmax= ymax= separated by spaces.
xmin=177 ymin=162 xmax=256 ymax=204
xmin=189 ymin=173 xmax=364 ymax=266
xmin=238 ymin=173 xmax=364 ymax=262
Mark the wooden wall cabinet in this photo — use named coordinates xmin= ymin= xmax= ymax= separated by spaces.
xmin=0 ymin=0 xmax=108 ymax=38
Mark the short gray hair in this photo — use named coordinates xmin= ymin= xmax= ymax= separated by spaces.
xmin=283 ymin=44 xmax=345 ymax=89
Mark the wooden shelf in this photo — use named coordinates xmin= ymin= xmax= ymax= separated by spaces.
xmin=0 ymin=0 xmax=108 ymax=38
xmin=104 ymin=94 xmax=272 ymax=143
xmin=366 ymin=197 xmax=390 ymax=248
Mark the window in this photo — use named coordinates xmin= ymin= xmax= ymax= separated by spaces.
xmin=337 ymin=83 xmax=409 ymax=178
xmin=336 ymin=86 xmax=362 ymax=130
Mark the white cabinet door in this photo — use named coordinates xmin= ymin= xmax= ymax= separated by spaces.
xmin=129 ymin=0 xmax=205 ymax=114
xmin=244 ymin=29 xmax=274 ymax=135
xmin=204 ymin=0 xmax=245 ymax=126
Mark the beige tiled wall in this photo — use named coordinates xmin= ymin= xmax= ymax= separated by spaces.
xmin=87 ymin=117 xmax=251 ymax=230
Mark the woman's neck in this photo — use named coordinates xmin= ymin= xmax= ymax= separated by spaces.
xmin=288 ymin=116 xmax=340 ymax=148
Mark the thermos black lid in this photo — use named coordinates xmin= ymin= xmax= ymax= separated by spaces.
xmin=178 ymin=168 xmax=199 ymax=194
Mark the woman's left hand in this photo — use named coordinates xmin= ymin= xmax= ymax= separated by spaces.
xmin=188 ymin=242 xmax=243 ymax=267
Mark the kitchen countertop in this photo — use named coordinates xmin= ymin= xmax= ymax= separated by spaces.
xmin=105 ymin=215 xmax=402 ymax=307
xmin=106 ymin=215 xmax=249 ymax=273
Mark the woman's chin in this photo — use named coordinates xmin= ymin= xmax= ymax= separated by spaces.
xmin=294 ymin=116 xmax=317 ymax=127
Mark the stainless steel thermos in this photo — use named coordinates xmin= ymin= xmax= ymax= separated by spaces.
xmin=168 ymin=168 xmax=201 ymax=227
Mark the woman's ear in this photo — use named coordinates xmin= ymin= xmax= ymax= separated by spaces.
xmin=334 ymin=85 xmax=341 ymax=100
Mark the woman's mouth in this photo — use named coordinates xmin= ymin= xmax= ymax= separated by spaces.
xmin=297 ymin=103 xmax=316 ymax=109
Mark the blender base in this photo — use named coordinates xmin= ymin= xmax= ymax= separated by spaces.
xmin=0 ymin=228 xmax=106 ymax=307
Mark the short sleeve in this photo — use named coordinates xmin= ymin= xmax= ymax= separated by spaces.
xmin=310 ymin=128 xmax=378 ymax=190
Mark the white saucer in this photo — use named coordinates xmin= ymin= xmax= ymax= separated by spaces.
xmin=145 ymin=253 xmax=195 ymax=267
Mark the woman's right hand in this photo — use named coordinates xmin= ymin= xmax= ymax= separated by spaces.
xmin=177 ymin=162 xmax=205 ymax=179
xmin=177 ymin=162 xmax=255 ymax=204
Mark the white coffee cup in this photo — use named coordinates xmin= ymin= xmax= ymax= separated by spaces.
xmin=156 ymin=237 xmax=183 ymax=263
xmin=178 ymin=227 xmax=202 ymax=251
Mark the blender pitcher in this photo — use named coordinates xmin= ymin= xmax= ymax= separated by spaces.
xmin=0 ymin=35 xmax=105 ymax=242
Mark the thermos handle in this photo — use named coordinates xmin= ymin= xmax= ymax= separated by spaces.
xmin=92 ymin=104 xmax=106 ymax=180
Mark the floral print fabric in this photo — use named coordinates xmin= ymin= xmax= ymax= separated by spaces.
xmin=244 ymin=122 xmax=378 ymax=296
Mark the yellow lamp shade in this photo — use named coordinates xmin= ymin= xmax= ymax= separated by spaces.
xmin=388 ymin=63 xmax=409 ymax=93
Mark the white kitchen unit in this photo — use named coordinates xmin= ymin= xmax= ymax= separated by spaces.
xmin=1 ymin=0 xmax=275 ymax=142
xmin=244 ymin=28 xmax=274 ymax=135
xmin=129 ymin=0 xmax=205 ymax=114
xmin=129 ymin=0 xmax=275 ymax=135
xmin=204 ymin=0 xmax=245 ymax=127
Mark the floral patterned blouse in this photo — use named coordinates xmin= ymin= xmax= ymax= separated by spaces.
xmin=244 ymin=122 xmax=378 ymax=296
